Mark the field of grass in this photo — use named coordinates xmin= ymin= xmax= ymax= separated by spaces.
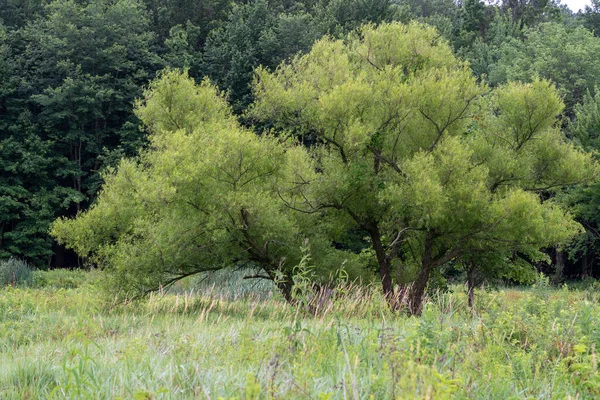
xmin=1 ymin=270 xmax=600 ymax=399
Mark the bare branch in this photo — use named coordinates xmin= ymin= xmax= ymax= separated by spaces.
xmin=243 ymin=274 xmax=272 ymax=280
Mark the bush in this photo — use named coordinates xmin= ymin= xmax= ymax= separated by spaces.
xmin=0 ymin=258 xmax=34 ymax=287
xmin=32 ymin=269 xmax=94 ymax=289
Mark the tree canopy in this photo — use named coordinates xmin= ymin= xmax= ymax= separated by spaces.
xmin=52 ymin=70 xmax=363 ymax=302
xmin=250 ymin=22 xmax=595 ymax=313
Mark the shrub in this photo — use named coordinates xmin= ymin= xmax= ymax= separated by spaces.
xmin=0 ymin=258 xmax=34 ymax=287
xmin=32 ymin=269 xmax=94 ymax=289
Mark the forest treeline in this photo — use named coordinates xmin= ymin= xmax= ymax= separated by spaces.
xmin=2 ymin=0 xmax=600 ymax=282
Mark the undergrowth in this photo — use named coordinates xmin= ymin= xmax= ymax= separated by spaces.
xmin=1 ymin=270 xmax=599 ymax=398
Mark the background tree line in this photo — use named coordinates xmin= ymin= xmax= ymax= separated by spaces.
xmin=2 ymin=0 xmax=600 ymax=284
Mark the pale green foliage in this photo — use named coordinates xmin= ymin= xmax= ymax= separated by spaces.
xmin=474 ymin=80 xmax=592 ymax=192
xmin=52 ymin=70 xmax=362 ymax=301
xmin=251 ymin=22 xmax=594 ymax=309
xmin=134 ymin=72 xmax=232 ymax=135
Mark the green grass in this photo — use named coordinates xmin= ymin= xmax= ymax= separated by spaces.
xmin=1 ymin=271 xmax=600 ymax=399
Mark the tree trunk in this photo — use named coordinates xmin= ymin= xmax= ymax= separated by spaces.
xmin=467 ymin=266 xmax=475 ymax=309
xmin=407 ymin=232 xmax=437 ymax=315
xmin=277 ymin=277 xmax=295 ymax=305
xmin=552 ymin=247 xmax=566 ymax=284
xmin=407 ymin=262 xmax=432 ymax=316
xmin=369 ymin=225 xmax=396 ymax=307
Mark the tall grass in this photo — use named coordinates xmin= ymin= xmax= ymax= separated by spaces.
xmin=170 ymin=267 xmax=277 ymax=300
xmin=1 ymin=270 xmax=600 ymax=398
xmin=0 ymin=258 xmax=33 ymax=287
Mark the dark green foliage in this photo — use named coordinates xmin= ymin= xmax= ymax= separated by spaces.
xmin=452 ymin=0 xmax=493 ymax=52
xmin=0 ymin=0 xmax=45 ymax=28
xmin=456 ymin=12 xmax=522 ymax=80
xmin=402 ymin=0 xmax=457 ymax=19
xmin=141 ymin=0 xmax=232 ymax=43
xmin=561 ymin=183 xmax=600 ymax=277
xmin=500 ymin=0 xmax=558 ymax=27
xmin=202 ymin=0 xmax=320 ymax=112
xmin=314 ymin=0 xmax=402 ymax=33
xmin=559 ymin=90 xmax=600 ymax=278
xmin=162 ymin=22 xmax=203 ymax=74
xmin=571 ymin=88 xmax=600 ymax=150
xmin=0 ymin=0 xmax=161 ymax=265
xmin=0 ymin=22 xmax=84 ymax=264
xmin=488 ymin=22 xmax=600 ymax=112
xmin=19 ymin=0 xmax=163 ymax=195
xmin=583 ymin=0 xmax=600 ymax=36
xmin=202 ymin=0 xmax=401 ymax=113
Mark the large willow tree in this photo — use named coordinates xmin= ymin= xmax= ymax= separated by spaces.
xmin=250 ymin=22 xmax=596 ymax=314
xmin=54 ymin=23 xmax=595 ymax=314
xmin=52 ymin=70 xmax=362 ymax=302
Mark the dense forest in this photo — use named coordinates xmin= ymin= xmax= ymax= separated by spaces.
xmin=2 ymin=0 xmax=600 ymax=286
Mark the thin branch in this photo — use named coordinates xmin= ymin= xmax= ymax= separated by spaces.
xmin=243 ymin=274 xmax=273 ymax=280
xmin=370 ymin=148 xmax=404 ymax=176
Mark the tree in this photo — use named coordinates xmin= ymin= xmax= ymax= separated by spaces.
xmin=571 ymin=88 xmax=600 ymax=150
xmin=582 ymin=0 xmax=600 ymax=36
xmin=201 ymin=0 xmax=404 ymax=115
xmin=313 ymin=0 xmax=403 ymax=34
xmin=456 ymin=11 xmax=522 ymax=80
xmin=52 ymin=70 xmax=362 ymax=301
xmin=141 ymin=0 xmax=231 ymax=44
xmin=499 ymin=0 xmax=560 ymax=28
xmin=250 ymin=22 xmax=594 ymax=314
xmin=0 ymin=0 xmax=45 ymax=28
xmin=451 ymin=0 xmax=496 ymax=55
xmin=202 ymin=0 xmax=322 ymax=113
xmin=558 ymin=89 xmax=600 ymax=278
xmin=0 ymin=126 xmax=83 ymax=264
xmin=0 ymin=21 xmax=83 ymax=266
xmin=489 ymin=22 xmax=600 ymax=113
xmin=402 ymin=0 xmax=457 ymax=19
xmin=162 ymin=22 xmax=203 ymax=75
xmin=0 ymin=0 xmax=163 ymax=265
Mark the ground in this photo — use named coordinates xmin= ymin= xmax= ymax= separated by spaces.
xmin=1 ymin=270 xmax=600 ymax=399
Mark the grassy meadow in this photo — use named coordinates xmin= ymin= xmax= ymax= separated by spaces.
xmin=1 ymin=270 xmax=600 ymax=399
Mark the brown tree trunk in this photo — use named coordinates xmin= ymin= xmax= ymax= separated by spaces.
xmin=467 ymin=266 xmax=475 ymax=309
xmin=407 ymin=232 xmax=437 ymax=316
xmin=369 ymin=225 xmax=396 ymax=307
xmin=407 ymin=262 xmax=432 ymax=316
xmin=277 ymin=277 xmax=295 ymax=305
